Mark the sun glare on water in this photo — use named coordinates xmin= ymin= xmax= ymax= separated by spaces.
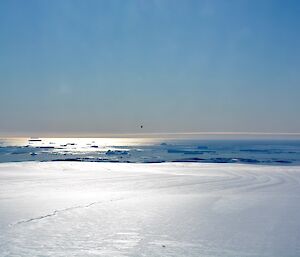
xmin=0 ymin=137 xmax=161 ymax=152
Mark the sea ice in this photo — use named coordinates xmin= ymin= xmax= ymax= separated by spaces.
xmin=0 ymin=162 xmax=300 ymax=257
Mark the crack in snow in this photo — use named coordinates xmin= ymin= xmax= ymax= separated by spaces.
xmin=12 ymin=197 xmax=126 ymax=226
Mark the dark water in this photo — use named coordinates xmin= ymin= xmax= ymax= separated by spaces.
xmin=0 ymin=138 xmax=300 ymax=165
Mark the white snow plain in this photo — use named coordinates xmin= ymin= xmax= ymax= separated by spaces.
xmin=0 ymin=162 xmax=300 ymax=257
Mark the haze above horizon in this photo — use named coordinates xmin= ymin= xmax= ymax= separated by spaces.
xmin=0 ymin=0 xmax=299 ymax=136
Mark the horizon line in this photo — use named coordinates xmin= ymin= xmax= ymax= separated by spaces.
xmin=1 ymin=131 xmax=300 ymax=138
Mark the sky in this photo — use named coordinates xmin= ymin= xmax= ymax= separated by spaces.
xmin=0 ymin=0 xmax=299 ymax=137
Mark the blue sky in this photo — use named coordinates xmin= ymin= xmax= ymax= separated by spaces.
xmin=0 ymin=0 xmax=299 ymax=136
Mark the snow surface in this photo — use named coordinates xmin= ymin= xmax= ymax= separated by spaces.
xmin=0 ymin=162 xmax=300 ymax=257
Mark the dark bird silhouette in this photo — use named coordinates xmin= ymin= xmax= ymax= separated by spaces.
xmin=140 ymin=125 xmax=143 ymax=129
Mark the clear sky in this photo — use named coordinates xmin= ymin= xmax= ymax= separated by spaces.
xmin=0 ymin=0 xmax=299 ymax=136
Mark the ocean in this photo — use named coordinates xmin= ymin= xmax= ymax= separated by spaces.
xmin=1 ymin=137 xmax=300 ymax=165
